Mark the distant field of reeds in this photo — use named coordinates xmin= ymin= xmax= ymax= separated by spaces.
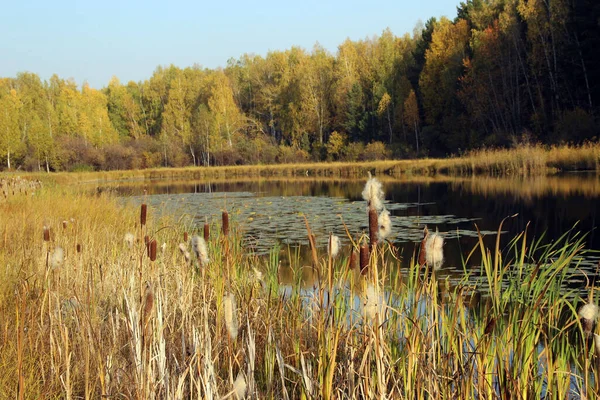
xmin=1 ymin=177 xmax=600 ymax=399
xmin=7 ymin=142 xmax=600 ymax=186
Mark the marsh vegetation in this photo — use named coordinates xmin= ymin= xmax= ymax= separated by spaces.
xmin=1 ymin=175 xmax=599 ymax=399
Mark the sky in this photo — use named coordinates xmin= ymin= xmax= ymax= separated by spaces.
xmin=0 ymin=0 xmax=458 ymax=89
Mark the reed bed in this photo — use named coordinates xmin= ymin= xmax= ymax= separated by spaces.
xmin=0 ymin=181 xmax=597 ymax=399
xmin=11 ymin=142 xmax=600 ymax=186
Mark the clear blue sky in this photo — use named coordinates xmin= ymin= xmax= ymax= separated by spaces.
xmin=1 ymin=0 xmax=458 ymax=89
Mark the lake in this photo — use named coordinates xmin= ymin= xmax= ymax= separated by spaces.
xmin=110 ymin=173 xmax=600 ymax=292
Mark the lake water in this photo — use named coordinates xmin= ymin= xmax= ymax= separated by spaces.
xmin=112 ymin=173 xmax=600 ymax=292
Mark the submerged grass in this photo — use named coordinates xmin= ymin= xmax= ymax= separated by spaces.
xmin=0 ymin=181 xmax=597 ymax=399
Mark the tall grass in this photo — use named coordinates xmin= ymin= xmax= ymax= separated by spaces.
xmin=0 ymin=183 xmax=597 ymax=398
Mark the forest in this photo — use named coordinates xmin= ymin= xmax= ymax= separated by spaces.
xmin=0 ymin=0 xmax=599 ymax=171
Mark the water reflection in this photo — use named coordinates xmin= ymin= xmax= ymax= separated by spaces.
xmin=110 ymin=173 xmax=600 ymax=290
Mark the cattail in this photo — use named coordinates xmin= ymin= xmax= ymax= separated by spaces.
xmin=359 ymin=244 xmax=369 ymax=274
xmin=124 ymin=232 xmax=135 ymax=249
xmin=368 ymin=208 xmax=378 ymax=247
xmin=204 ymin=222 xmax=210 ymax=241
xmin=418 ymin=227 xmax=429 ymax=266
xmin=178 ymin=243 xmax=187 ymax=255
xmin=62 ymin=220 xmax=68 ymax=230
xmin=143 ymin=282 xmax=154 ymax=328
xmin=192 ymin=235 xmax=209 ymax=266
xmin=183 ymin=232 xmax=188 ymax=242
xmin=378 ymin=209 xmax=392 ymax=240
xmin=364 ymin=283 xmax=385 ymax=322
xmin=224 ymin=292 xmax=239 ymax=340
xmin=50 ymin=246 xmax=64 ymax=270
xmin=76 ymin=243 xmax=82 ymax=253
xmin=149 ymin=239 xmax=157 ymax=261
xmin=222 ymin=211 xmax=229 ymax=236
xmin=140 ymin=203 xmax=147 ymax=226
xmin=233 ymin=373 xmax=247 ymax=400
xmin=425 ymin=233 xmax=444 ymax=270
xmin=361 ymin=173 xmax=385 ymax=212
xmin=43 ymin=225 xmax=50 ymax=242
xmin=328 ymin=234 xmax=340 ymax=259
xmin=348 ymin=250 xmax=358 ymax=270
xmin=578 ymin=303 xmax=599 ymax=334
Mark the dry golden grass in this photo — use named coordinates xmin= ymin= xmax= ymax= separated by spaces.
xmin=0 ymin=180 xmax=596 ymax=399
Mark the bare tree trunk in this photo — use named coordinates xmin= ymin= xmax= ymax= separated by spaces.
xmin=414 ymin=122 xmax=419 ymax=155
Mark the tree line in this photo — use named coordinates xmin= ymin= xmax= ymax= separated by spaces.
xmin=1 ymin=0 xmax=598 ymax=171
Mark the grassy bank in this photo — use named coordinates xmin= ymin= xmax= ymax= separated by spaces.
xmin=0 ymin=181 xmax=597 ymax=398
xmin=7 ymin=142 xmax=600 ymax=186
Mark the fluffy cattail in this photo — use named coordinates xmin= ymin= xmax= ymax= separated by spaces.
xmin=50 ymin=247 xmax=64 ymax=270
xmin=183 ymin=232 xmax=188 ymax=242
xmin=578 ymin=303 xmax=599 ymax=334
xmin=252 ymin=267 xmax=263 ymax=281
xmin=359 ymin=244 xmax=369 ymax=274
xmin=178 ymin=242 xmax=187 ymax=254
xmin=425 ymin=233 xmax=444 ymax=270
xmin=361 ymin=173 xmax=385 ymax=212
xmin=161 ymin=242 xmax=167 ymax=253
xmin=328 ymin=234 xmax=340 ymax=259
xmin=378 ymin=209 xmax=392 ymax=240
xmin=204 ymin=222 xmax=210 ymax=241
xmin=368 ymin=208 xmax=378 ymax=247
xmin=364 ymin=284 xmax=385 ymax=322
xmin=233 ymin=373 xmax=247 ymax=400
xmin=140 ymin=204 xmax=147 ymax=226
xmin=124 ymin=232 xmax=135 ymax=249
xmin=222 ymin=212 xmax=229 ymax=236
xmin=192 ymin=235 xmax=209 ymax=266
xmin=224 ymin=293 xmax=239 ymax=340
xmin=149 ymin=240 xmax=157 ymax=261
xmin=43 ymin=226 xmax=50 ymax=242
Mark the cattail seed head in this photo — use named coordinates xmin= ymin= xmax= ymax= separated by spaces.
xmin=224 ymin=292 xmax=239 ymax=340
xmin=328 ymin=234 xmax=340 ymax=259
xmin=140 ymin=203 xmax=147 ymax=226
xmin=149 ymin=239 xmax=157 ymax=261
xmin=183 ymin=232 xmax=188 ymax=242
xmin=368 ymin=208 xmax=378 ymax=247
xmin=76 ymin=243 xmax=82 ymax=253
xmin=50 ymin=247 xmax=64 ymax=270
xmin=62 ymin=220 xmax=68 ymax=230
xmin=425 ymin=233 xmax=444 ymax=270
xmin=43 ymin=226 xmax=50 ymax=242
xmin=192 ymin=235 xmax=209 ymax=266
xmin=348 ymin=250 xmax=358 ymax=270
xmin=362 ymin=174 xmax=385 ymax=212
xmin=378 ymin=209 xmax=392 ymax=240
xmin=359 ymin=244 xmax=369 ymax=274
xmin=124 ymin=232 xmax=135 ymax=249
xmin=222 ymin=211 xmax=229 ymax=236
xmin=233 ymin=373 xmax=247 ymax=400
xmin=204 ymin=223 xmax=210 ymax=241
xmin=579 ymin=303 xmax=599 ymax=334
